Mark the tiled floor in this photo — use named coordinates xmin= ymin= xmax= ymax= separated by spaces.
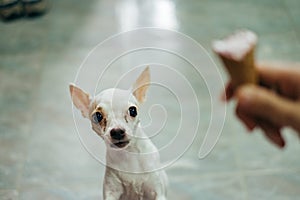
xmin=1 ymin=0 xmax=300 ymax=199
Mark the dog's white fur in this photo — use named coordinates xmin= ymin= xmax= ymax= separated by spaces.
xmin=70 ymin=67 xmax=167 ymax=200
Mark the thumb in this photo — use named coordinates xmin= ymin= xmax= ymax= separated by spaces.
xmin=235 ymin=85 xmax=300 ymax=133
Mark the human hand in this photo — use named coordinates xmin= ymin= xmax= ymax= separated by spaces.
xmin=223 ymin=62 xmax=300 ymax=148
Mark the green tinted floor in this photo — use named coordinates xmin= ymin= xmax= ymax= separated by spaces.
xmin=0 ymin=0 xmax=300 ymax=199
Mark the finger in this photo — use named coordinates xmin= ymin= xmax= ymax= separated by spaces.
xmin=256 ymin=62 xmax=287 ymax=85
xmin=236 ymin=90 xmax=285 ymax=148
xmin=256 ymin=62 xmax=300 ymax=99
xmin=235 ymin=85 xmax=300 ymax=131
xmin=258 ymin=121 xmax=285 ymax=148
xmin=256 ymin=61 xmax=300 ymax=82
xmin=236 ymin=105 xmax=256 ymax=131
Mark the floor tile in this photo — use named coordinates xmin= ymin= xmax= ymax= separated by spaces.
xmin=235 ymin=128 xmax=300 ymax=171
xmin=21 ymin=113 xmax=103 ymax=187
xmin=168 ymin=172 xmax=246 ymax=200
xmin=19 ymin=181 xmax=101 ymax=200
xmin=0 ymin=136 xmax=25 ymax=189
xmin=0 ymin=190 xmax=19 ymax=200
xmin=245 ymin=170 xmax=300 ymax=200
xmin=284 ymin=0 xmax=300 ymax=34
xmin=1 ymin=0 xmax=300 ymax=199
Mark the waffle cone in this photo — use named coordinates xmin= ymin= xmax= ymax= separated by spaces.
xmin=213 ymin=30 xmax=258 ymax=89
xmin=219 ymin=47 xmax=257 ymax=88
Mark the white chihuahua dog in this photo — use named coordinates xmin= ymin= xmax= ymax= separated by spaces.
xmin=69 ymin=67 xmax=167 ymax=200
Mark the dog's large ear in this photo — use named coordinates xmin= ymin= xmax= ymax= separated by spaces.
xmin=69 ymin=83 xmax=91 ymax=118
xmin=132 ymin=67 xmax=150 ymax=103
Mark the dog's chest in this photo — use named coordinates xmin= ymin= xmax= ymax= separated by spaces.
xmin=119 ymin=173 xmax=157 ymax=200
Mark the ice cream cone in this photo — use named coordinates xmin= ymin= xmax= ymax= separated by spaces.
xmin=212 ymin=30 xmax=258 ymax=89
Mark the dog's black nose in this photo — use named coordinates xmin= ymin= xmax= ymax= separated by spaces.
xmin=110 ymin=128 xmax=125 ymax=140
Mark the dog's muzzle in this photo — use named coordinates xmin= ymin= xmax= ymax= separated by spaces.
xmin=110 ymin=128 xmax=130 ymax=148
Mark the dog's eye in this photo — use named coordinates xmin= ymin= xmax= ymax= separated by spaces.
xmin=92 ymin=112 xmax=103 ymax=123
xmin=128 ymin=106 xmax=137 ymax=117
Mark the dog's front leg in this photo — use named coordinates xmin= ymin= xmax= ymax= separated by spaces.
xmin=103 ymin=192 xmax=122 ymax=200
xmin=103 ymin=170 xmax=123 ymax=200
xmin=103 ymin=180 xmax=123 ymax=200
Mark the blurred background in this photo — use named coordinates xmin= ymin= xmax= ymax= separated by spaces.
xmin=0 ymin=0 xmax=300 ymax=199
